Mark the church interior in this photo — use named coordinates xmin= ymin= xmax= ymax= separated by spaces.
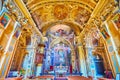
xmin=0 ymin=0 xmax=120 ymax=80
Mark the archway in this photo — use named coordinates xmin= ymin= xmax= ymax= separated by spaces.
xmin=93 ymin=54 xmax=105 ymax=76
xmin=42 ymin=24 xmax=80 ymax=76
xmin=41 ymin=21 xmax=83 ymax=36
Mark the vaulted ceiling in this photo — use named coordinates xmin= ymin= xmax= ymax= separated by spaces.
xmin=18 ymin=0 xmax=116 ymax=38
xmin=22 ymin=0 xmax=100 ymax=36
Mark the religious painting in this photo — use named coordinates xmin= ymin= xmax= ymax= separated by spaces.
xmin=0 ymin=13 xmax=11 ymax=28
xmin=101 ymin=25 xmax=110 ymax=40
xmin=13 ymin=28 xmax=21 ymax=39
xmin=54 ymin=5 xmax=68 ymax=20
xmin=92 ymin=38 xmax=98 ymax=46
xmin=26 ymin=36 xmax=31 ymax=45
xmin=35 ymin=53 xmax=44 ymax=64
xmin=13 ymin=23 xmax=21 ymax=39
xmin=112 ymin=14 xmax=120 ymax=29
xmin=72 ymin=7 xmax=90 ymax=26
xmin=58 ymin=49 xmax=65 ymax=65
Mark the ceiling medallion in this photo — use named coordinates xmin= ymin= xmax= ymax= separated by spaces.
xmin=53 ymin=4 xmax=68 ymax=20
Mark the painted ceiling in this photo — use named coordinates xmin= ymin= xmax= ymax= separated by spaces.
xmin=22 ymin=0 xmax=99 ymax=36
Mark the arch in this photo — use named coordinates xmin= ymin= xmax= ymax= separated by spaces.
xmin=29 ymin=0 xmax=94 ymax=13
xmin=93 ymin=54 xmax=105 ymax=75
xmin=49 ymin=37 xmax=74 ymax=53
xmin=41 ymin=20 xmax=83 ymax=36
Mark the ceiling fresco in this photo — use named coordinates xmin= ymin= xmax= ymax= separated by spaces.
xmin=23 ymin=0 xmax=99 ymax=36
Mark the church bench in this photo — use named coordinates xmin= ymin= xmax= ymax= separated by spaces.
xmin=36 ymin=75 xmax=54 ymax=80
xmin=98 ymin=78 xmax=114 ymax=80
xmin=5 ymin=77 xmax=22 ymax=80
xmin=67 ymin=76 xmax=91 ymax=80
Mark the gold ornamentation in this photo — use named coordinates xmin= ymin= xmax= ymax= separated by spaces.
xmin=71 ymin=7 xmax=90 ymax=26
xmin=53 ymin=4 xmax=68 ymax=20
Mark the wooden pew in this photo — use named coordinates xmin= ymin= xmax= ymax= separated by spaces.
xmin=5 ymin=77 xmax=22 ymax=80
xmin=36 ymin=75 xmax=54 ymax=80
xmin=98 ymin=78 xmax=114 ymax=80
xmin=67 ymin=76 xmax=91 ymax=80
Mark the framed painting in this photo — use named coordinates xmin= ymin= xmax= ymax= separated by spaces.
xmin=0 ymin=13 xmax=11 ymax=29
xmin=13 ymin=28 xmax=21 ymax=39
xmin=26 ymin=36 xmax=31 ymax=45
xmin=13 ymin=23 xmax=21 ymax=39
